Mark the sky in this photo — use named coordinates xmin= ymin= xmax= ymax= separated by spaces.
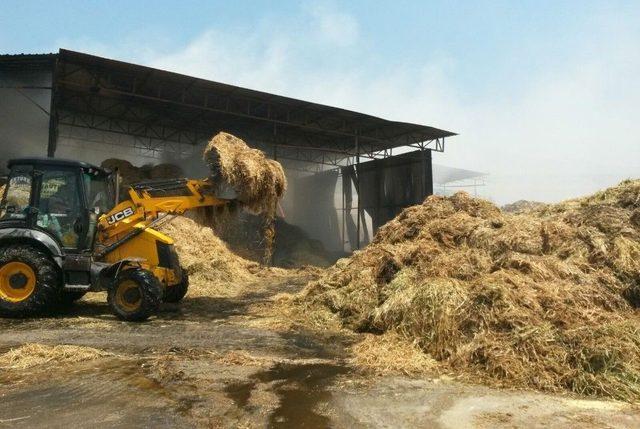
xmin=1 ymin=0 xmax=639 ymax=204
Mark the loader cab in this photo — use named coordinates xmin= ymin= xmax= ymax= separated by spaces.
xmin=0 ymin=158 xmax=115 ymax=253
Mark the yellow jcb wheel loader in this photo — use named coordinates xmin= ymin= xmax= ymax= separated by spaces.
xmin=0 ymin=157 xmax=234 ymax=321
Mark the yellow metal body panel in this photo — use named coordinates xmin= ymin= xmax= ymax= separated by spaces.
xmin=101 ymin=226 xmax=179 ymax=286
xmin=94 ymin=178 xmax=229 ymax=289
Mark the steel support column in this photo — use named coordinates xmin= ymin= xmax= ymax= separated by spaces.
xmin=423 ymin=149 xmax=433 ymax=197
xmin=355 ymin=134 xmax=360 ymax=250
xmin=47 ymin=57 xmax=59 ymax=157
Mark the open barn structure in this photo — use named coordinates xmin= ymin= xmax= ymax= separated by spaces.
xmin=0 ymin=49 xmax=457 ymax=252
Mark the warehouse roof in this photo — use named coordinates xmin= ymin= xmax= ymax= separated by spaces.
xmin=432 ymin=164 xmax=486 ymax=184
xmin=1 ymin=49 xmax=456 ymax=163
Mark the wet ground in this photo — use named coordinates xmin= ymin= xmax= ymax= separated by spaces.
xmin=1 ymin=274 xmax=639 ymax=428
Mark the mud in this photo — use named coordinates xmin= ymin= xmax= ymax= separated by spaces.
xmin=1 ymin=273 xmax=639 ymax=428
xmin=0 ymin=358 xmax=194 ymax=428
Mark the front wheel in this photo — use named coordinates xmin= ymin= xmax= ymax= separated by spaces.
xmin=163 ymin=270 xmax=189 ymax=303
xmin=0 ymin=245 xmax=62 ymax=317
xmin=108 ymin=269 xmax=162 ymax=322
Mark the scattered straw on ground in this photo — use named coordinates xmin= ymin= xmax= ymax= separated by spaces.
xmin=350 ymin=332 xmax=438 ymax=376
xmin=213 ymin=350 xmax=272 ymax=367
xmin=0 ymin=344 xmax=113 ymax=370
xmin=301 ymin=179 xmax=640 ymax=400
xmin=203 ymin=132 xmax=286 ymax=216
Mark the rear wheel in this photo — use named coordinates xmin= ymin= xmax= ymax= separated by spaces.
xmin=108 ymin=269 xmax=162 ymax=321
xmin=0 ymin=245 xmax=61 ymax=317
xmin=163 ymin=270 xmax=189 ymax=303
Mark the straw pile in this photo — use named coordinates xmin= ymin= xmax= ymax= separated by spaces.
xmin=0 ymin=344 xmax=112 ymax=370
xmin=209 ymin=211 xmax=334 ymax=268
xmin=158 ymin=216 xmax=261 ymax=294
xmin=502 ymin=199 xmax=547 ymax=213
xmin=203 ymin=132 xmax=286 ymax=216
xmin=302 ymin=179 xmax=640 ymax=400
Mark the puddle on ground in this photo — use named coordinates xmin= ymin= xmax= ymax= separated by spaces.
xmin=224 ymin=380 xmax=256 ymax=408
xmin=225 ymin=362 xmax=349 ymax=428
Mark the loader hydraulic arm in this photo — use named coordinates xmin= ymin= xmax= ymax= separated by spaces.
xmin=96 ymin=178 xmax=229 ymax=241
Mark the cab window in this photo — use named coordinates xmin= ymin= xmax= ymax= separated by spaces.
xmin=83 ymin=172 xmax=114 ymax=214
xmin=36 ymin=169 xmax=81 ymax=248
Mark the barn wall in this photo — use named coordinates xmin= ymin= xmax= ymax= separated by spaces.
xmin=0 ymin=68 xmax=52 ymax=175
xmin=283 ymin=169 xmax=343 ymax=252
xmin=56 ymin=115 xmax=201 ymax=169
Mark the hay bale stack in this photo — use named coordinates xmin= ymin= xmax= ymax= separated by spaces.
xmin=203 ymin=132 xmax=286 ymax=215
xmin=100 ymin=158 xmax=147 ymax=190
xmin=150 ymin=163 xmax=184 ymax=180
xmin=100 ymin=159 xmax=185 ymax=202
xmin=302 ymin=179 xmax=640 ymax=400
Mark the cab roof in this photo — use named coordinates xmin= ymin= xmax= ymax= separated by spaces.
xmin=8 ymin=157 xmax=111 ymax=175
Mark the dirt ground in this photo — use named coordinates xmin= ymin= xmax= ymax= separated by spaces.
xmin=0 ymin=272 xmax=638 ymax=428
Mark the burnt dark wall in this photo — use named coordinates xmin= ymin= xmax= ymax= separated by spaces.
xmin=342 ymin=149 xmax=433 ymax=246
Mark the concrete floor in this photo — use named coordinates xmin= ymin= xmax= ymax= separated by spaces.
xmin=0 ymin=274 xmax=638 ymax=428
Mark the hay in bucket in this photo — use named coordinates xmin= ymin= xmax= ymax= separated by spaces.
xmin=203 ymin=132 xmax=286 ymax=216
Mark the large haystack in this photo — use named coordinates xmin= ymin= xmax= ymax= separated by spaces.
xmin=203 ymin=132 xmax=286 ymax=216
xmin=302 ymin=179 xmax=640 ymax=400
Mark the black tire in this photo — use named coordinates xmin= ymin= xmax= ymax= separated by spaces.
xmin=0 ymin=245 xmax=62 ymax=317
xmin=163 ymin=270 xmax=189 ymax=303
xmin=108 ymin=268 xmax=162 ymax=322
xmin=60 ymin=290 xmax=87 ymax=306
